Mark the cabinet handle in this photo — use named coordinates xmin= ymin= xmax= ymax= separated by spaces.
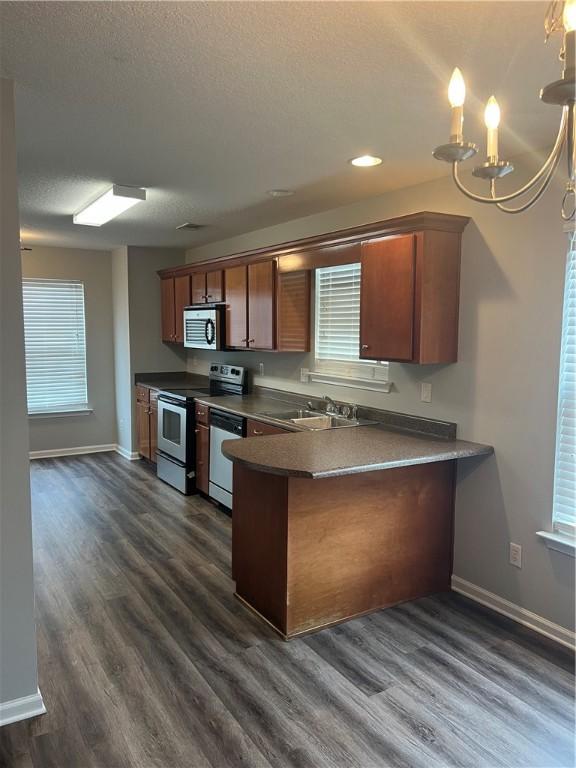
xmin=198 ymin=461 xmax=204 ymax=466
xmin=361 ymin=344 xmax=369 ymax=350
xmin=195 ymin=429 xmax=200 ymax=434
xmin=252 ymin=430 xmax=263 ymax=436
xmin=248 ymin=339 xmax=255 ymax=344
xmin=241 ymin=338 xmax=247 ymax=343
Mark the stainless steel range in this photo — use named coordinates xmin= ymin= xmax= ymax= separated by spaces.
xmin=156 ymin=364 xmax=247 ymax=495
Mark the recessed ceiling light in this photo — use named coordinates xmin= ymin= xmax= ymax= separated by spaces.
xmin=73 ymin=185 xmax=146 ymax=226
xmin=267 ymin=189 xmax=294 ymax=197
xmin=350 ymin=155 xmax=383 ymax=167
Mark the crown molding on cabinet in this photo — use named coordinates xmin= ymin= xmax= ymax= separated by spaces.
xmin=157 ymin=211 xmax=470 ymax=278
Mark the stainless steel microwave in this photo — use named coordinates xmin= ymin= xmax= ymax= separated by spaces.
xmin=183 ymin=305 xmax=224 ymax=350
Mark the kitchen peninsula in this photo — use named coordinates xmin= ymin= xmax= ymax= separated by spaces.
xmin=223 ymin=426 xmax=493 ymax=639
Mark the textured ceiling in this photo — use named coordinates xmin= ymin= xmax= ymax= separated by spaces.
xmin=0 ymin=1 xmax=559 ymax=250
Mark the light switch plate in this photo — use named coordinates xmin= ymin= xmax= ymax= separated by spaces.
xmin=421 ymin=382 xmax=432 ymax=403
xmin=258 ymin=362 xmax=264 ymax=376
xmin=300 ymin=368 xmax=309 ymax=383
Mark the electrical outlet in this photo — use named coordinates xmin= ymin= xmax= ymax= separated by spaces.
xmin=300 ymin=368 xmax=309 ymax=383
xmin=258 ymin=362 xmax=264 ymax=376
xmin=509 ymin=542 xmax=522 ymax=568
xmin=421 ymin=382 xmax=432 ymax=403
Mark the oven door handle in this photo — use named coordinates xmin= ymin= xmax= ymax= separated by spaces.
xmin=158 ymin=395 xmax=186 ymax=407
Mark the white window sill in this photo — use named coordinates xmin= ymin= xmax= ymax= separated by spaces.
xmin=536 ymin=530 xmax=576 ymax=557
xmin=300 ymin=368 xmax=392 ymax=393
xmin=28 ymin=407 xmax=93 ymax=419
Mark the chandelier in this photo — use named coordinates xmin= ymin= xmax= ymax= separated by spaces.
xmin=433 ymin=0 xmax=576 ymax=220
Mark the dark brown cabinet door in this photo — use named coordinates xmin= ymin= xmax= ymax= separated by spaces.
xmin=360 ymin=235 xmax=416 ymax=362
xmin=191 ymin=273 xmax=206 ymax=305
xmin=174 ymin=275 xmax=191 ymax=343
xmin=225 ymin=266 xmax=248 ymax=348
xmin=161 ymin=277 xmax=176 ymax=342
xmin=195 ymin=424 xmax=210 ymax=494
xmin=246 ymin=418 xmax=289 ymax=437
xmin=136 ymin=400 xmax=151 ymax=459
xmin=206 ymin=270 xmax=224 ymax=303
xmin=248 ymin=261 xmax=275 ymax=350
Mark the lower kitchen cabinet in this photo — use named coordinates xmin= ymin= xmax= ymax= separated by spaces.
xmin=246 ymin=418 xmax=290 ymax=437
xmin=136 ymin=386 xmax=159 ymax=463
xmin=195 ymin=423 xmax=210 ymax=493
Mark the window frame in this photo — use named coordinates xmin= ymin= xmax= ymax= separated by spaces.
xmin=552 ymin=231 xmax=576 ymax=537
xmin=22 ymin=277 xmax=90 ymax=417
xmin=310 ymin=263 xmax=389 ymax=388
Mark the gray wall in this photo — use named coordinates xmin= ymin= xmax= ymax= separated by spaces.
xmin=22 ymin=246 xmax=117 ymax=452
xmin=186 ymin=154 xmax=575 ymax=633
xmin=0 ymin=78 xmax=40 ymax=707
xmin=112 ymin=247 xmax=132 ymax=456
xmin=113 ymin=246 xmax=187 ymax=455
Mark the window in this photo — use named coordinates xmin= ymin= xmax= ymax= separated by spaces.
xmin=552 ymin=232 xmax=576 ymax=535
xmin=315 ymin=263 xmax=362 ymax=366
xmin=22 ymin=279 xmax=88 ymax=415
xmin=311 ymin=263 xmax=389 ymax=389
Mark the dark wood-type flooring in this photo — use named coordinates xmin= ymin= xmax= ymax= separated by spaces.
xmin=1 ymin=453 xmax=574 ymax=768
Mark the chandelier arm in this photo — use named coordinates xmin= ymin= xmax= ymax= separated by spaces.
xmin=451 ymin=106 xmax=568 ymax=204
xmin=494 ymin=145 xmax=564 ymax=213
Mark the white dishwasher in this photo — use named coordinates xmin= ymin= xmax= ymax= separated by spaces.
xmin=209 ymin=409 xmax=245 ymax=509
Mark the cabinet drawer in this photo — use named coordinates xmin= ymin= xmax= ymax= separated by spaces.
xmin=195 ymin=402 xmax=209 ymax=425
xmin=136 ymin=385 xmax=150 ymax=404
xmin=246 ymin=418 xmax=290 ymax=437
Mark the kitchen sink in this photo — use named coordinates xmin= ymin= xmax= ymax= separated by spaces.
xmin=255 ymin=410 xmax=374 ymax=430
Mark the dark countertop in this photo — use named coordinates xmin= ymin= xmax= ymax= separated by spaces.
xmin=221 ymin=424 xmax=493 ymax=479
xmin=193 ymin=394 xmax=304 ymax=430
xmin=135 ymin=372 xmax=209 ymax=391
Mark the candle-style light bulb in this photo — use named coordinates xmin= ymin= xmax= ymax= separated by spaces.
xmin=448 ymin=67 xmax=466 ymax=107
xmin=563 ymin=0 xmax=576 ymax=32
xmin=484 ymin=96 xmax=500 ymax=161
xmin=448 ymin=67 xmax=466 ymax=142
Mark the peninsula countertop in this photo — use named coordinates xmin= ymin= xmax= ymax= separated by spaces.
xmin=221 ymin=423 xmax=493 ymax=479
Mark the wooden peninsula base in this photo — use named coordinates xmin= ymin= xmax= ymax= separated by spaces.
xmin=232 ymin=460 xmax=456 ymax=639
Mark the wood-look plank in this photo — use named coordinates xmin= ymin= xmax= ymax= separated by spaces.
xmin=1 ymin=453 xmax=573 ymax=768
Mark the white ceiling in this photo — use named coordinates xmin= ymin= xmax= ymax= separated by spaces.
xmin=0 ymin=1 xmax=559 ymax=250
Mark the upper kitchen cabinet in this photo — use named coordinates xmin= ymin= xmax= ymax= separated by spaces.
xmin=191 ymin=270 xmax=224 ymax=304
xmin=225 ymin=261 xmax=275 ymax=350
xmin=161 ymin=274 xmax=190 ymax=343
xmin=360 ymin=230 xmax=462 ymax=364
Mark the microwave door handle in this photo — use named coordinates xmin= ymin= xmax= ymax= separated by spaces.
xmin=205 ymin=318 xmax=215 ymax=346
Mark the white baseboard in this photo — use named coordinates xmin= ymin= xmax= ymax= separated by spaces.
xmin=451 ymin=575 xmax=575 ymax=650
xmin=29 ymin=444 xmax=117 ymax=459
xmin=0 ymin=688 xmax=46 ymax=727
xmin=115 ymin=445 xmax=141 ymax=461
xmin=29 ymin=444 xmax=141 ymax=461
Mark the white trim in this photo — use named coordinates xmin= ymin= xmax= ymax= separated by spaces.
xmin=536 ymin=530 xmax=576 ymax=557
xmin=115 ymin=445 xmax=141 ymax=461
xmin=451 ymin=576 xmax=575 ymax=650
xmin=0 ymin=688 xmax=46 ymax=727
xmin=300 ymin=368 xmax=392 ymax=393
xmin=29 ymin=408 xmax=93 ymax=419
xmin=29 ymin=444 xmax=116 ymax=459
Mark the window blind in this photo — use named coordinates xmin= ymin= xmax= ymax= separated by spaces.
xmin=552 ymin=232 xmax=576 ymax=532
xmin=22 ymin=279 xmax=88 ymax=414
xmin=315 ymin=263 xmax=361 ymax=362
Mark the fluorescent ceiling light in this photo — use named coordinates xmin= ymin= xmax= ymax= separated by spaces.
xmin=73 ymin=185 xmax=146 ymax=226
xmin=350 ymin=155 xmax=382 ymax=167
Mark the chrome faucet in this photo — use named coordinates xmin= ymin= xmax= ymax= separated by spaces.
xmin=322 ymin=394 xmax=338 ymax=415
